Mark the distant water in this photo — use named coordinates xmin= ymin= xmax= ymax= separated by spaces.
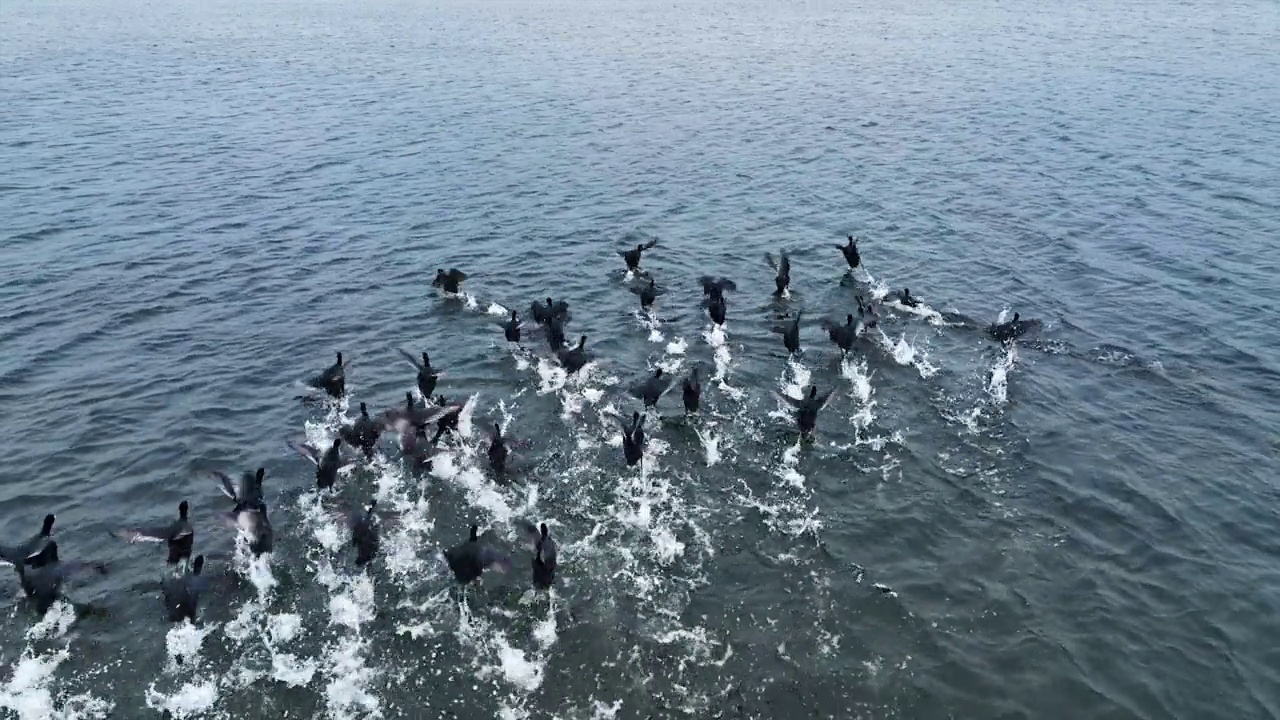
xmin=2 ymin=0 xmax=1279 ymax=717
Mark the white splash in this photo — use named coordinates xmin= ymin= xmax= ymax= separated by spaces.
xmin=0 ymin=603 xmax=112 ymax=720
xmin=695 ymin=426 xmax=720 ymax=467
xmin=987 ymin=344 xmax=1018 ymax=405
xmin=882 ymin=331 xmax=939 ymax=379
xmin=536 ymin=357 xmax=567 ymax=394
xmin=143 ymin=680 xmax=217 ymax=719
xmin=163 ymin=621 xmax=212 ymax=670
xmin=324 ymin=636 xmax=381 ymax=720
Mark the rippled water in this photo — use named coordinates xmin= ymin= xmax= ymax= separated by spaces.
xmin=2 ymin=0 xmax=1279 ymax=717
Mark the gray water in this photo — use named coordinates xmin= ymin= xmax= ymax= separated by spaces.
xmin=2 ymin=0 xmax=1279 ymax=717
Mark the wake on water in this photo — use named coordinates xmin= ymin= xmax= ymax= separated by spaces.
xmin=2 ymin=268 xmax=1050 ymax=718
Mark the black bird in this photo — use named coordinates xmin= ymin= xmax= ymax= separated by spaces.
xmin=557 ymin=335 xmax=589 ymax=374
xmin=518 ymin=520 xmax=557 ymax=590
xmin=896 ymin=288 xmax=919 ymax=308
xmin=766 ymin=252 xmax=791 ymax=296
xmin=821 ymin=314 xmax=857 ymax=354
xmin=629 ymin=368 xmax=673 ymax=408
xmin=618 ymin=411 xmax=646 ymax=466
xmin=857 ymin=295 xmax=879 ymax=330
xmin=433 ymin=268 xmax=468 ymax=294
xmin=116 ymin=501 xmax=194 ymax=565
xmin=837 ymin=236 xmax=860 ymax=270
xmin=308 ymin=351 xmax=347 ymax=398
xmin=774 ymin=311 xmax=802 ymax=354
xmin=529 ymin=298 xmax=570 ymax=325
xmin=18 ymin=542 xmax=108 ymax=614
xmin=502 ymin=310 xmax=523 ymax=343
xmin=212 ymin=468 xmax=267 ymax=516
xmin=545 ymin=315 xmax=568 ymax=351
xmin=682 ymin=367 xmax=701 ymax=413
xmin=443 ymin=525 xmax=510 ymax=584
xmin=339 ymin=402 xmax=383 ymax=460
xmin=618 ymin=239 xmax=658 ymax=272
xmin=0 ymin=514 xmax=56 ymax=572
xmin=780 ymin=386 xmax=837 ymax=437
xmin=399 ymin=424 xmax=438 ymax=473
xmin=430 ymin=394 xmax=465 ymax=444
xmin=290 ymin=438 xmax=353 ymax=489
xmin=631 ymin=278 xmax=658 ymax=310
xmin=699 ymin=275 xmax=738 ymax=297
xmin=215 ymin=470 xmax=273 ymax=556
xmin=162 ymin=555 xmax=209 ymax=623
xmin=349 ymin=501 xmax=380 ymax=566
xmin=707 ymin=291 xmax=727 ymax=326
xmin=989 ymin=312 xmax=1041 ymax=343
xmin=397 ymin=350 xmax=441 ymax=399
xmin=486 ymin=422 xmax=509 ymax=473
xmin=382 ymin=391 xmax=447 ymax=435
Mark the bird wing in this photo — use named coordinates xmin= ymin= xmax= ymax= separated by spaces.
xmin=288 ymin=440 xmax=322 ymax=467
xmin=765 ymin=252 xmax=779 ymax=271
xmin=776 ymin=392 xmax=805 ymax=409
xmin=615 ymin=415 xmax=636 ymax=435
xmin=779 ymin=253 xmax=791 ymax=276
xmin=477 ymin=545 xmax=512 ymax=572
xmin=211 ymin=471 xmax=241 ymax=502
xmin=642 ymin=239 xmax=658 ymax=250
xmin=817 ymin=389 xmax=838 ymax=409
xmin=337 ymin=425 xmax=362 ymax=447
xmin=653 ymin=375 xmax=675 ymax=397
xmin=0 ymin=544 xmax=25 ymax=566
xmin=115 ymin=525 xmax=170 ymax=543
xmin=448 ymin=269 xmax=467 ymax=282
xmin=59 ymin=559 xmax=109 ymax=578
xmin=516 ymin=520 xmax=540 ymax=549
xmin=397 ymin=348 xmax=425 ymax=372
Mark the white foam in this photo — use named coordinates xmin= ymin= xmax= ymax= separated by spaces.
xmin=0 ymin=603 xmax=111 ymax=720
xmin=781 ymin=358 xmax=811 ymax=399
xmin=881 ymin=331 xmax=940 ymax=379
xmin=590 ymin=699 xmax=625 ymax=719
xmin=666 ymin=338 xmax=687 ymax=355
xmin=143 ymin=680 xmax=217 ymax=719
xmin=695 ymin=426 xmax=720 ymax=467
xmin=487 ymin=302 xmax=509 ymax=316
xmin=651 ymin=526 xmax=686 ymax=564
xmin=495 ymin=635 xmax=543 ymax=693
xmin=532 ymin=602 xmax=558 ymax=649
xmin=704 ymin=324 xmax=743 ymax=399
xmin=164 ymin=621 xmax=212 ymax=670
xmin=987 ymin=344 xmax=1018 ymax=405
xmin=639 ymin=309 xmax=665 ymax=343
xmin=270 ymin=653 xmax=318 ymax=687
xmin=329 ymin=572 xmax=376 ymax=631
xmin=840 ymin=357 xmax=873 ymax=404
xmin=324 ymin=636 xmax=381 ymax=720
xmin=777 ymin=442 xmax=806 ymax=490
xmin=535 ymin=357 xmax=567 ymax=394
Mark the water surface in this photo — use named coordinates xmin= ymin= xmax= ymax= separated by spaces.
xmin=2 ymin=0 xmax=1279 ymax=718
